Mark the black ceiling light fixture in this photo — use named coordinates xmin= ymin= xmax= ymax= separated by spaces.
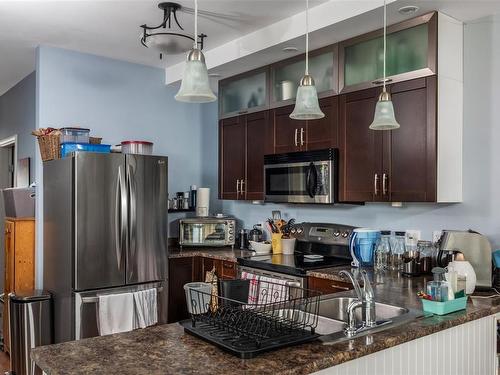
xmin=140 ymin=2 xmax=207 ymax=59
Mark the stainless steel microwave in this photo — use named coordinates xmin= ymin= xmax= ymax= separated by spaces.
xmin=264 ymin=148 xmax=338 ymax=204
xmin=178 ymin=217 xmax=236 ymax=248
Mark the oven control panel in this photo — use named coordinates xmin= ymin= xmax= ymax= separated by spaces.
xmin=292 ymin=222 xmax=356 ymax=245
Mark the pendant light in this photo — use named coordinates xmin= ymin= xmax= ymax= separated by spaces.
xmin=369 ymin=0 xmax=400 ymax=130
xmin=175 ymin=0 xmax=216 ymax=103
xmin=289 ymin=0 xmax=324 ymax=120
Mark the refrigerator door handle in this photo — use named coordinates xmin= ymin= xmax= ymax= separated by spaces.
xmin=127 ymin=162 xmax=137 ymax=278
xmin=80 ymin=286 xmax=164 ymax=304
xmin=114 ymin=166 xmax=123 ymax=270
xmin=119 ymin=165 xmax=128 ymax=269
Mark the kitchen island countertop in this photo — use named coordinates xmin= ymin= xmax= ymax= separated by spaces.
xmin=32 ymin=265 xmax=500 ymax=375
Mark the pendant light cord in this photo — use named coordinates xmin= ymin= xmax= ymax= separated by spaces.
xmin=383 ymin=0 xmax=387 ymax=92
xmin=305 ymin=0 xmax=309 ymax=75
xmin=194 ymin=0 xmax=198 ymax=49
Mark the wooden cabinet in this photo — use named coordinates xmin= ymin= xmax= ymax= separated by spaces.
xmin=168 ymin=257 xmax=197 ymax=323
xmin=219 ymin=68 xmax=269 ymax=119
xmin=307 ymin=276 xmax=353 ymax=295
xmin=273 ymin=105 xmax=306 ymax=153
xmin=219 ymin=116 xmax=246 ymax=200
xmin=272 ymin=96 xmax=339 ymax=154
xmin=339 ymin=13 xmax=437 ymax=93
xmin=339 ymin=76 xmax=437 ymax=202
xmin=168 ymin=256 xmax=237 ymax=323
xmin=4 ymin=217 xmax=35 ymax=353
xmin=219 ymin=111 xmax=273 ymax=201
xmin=339 ymin=87 xmax=384 ymax=202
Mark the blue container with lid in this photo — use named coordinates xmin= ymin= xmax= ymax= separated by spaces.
xmin=349 ymin=229 xmax=381 ymax=267
xmin=61 ymin=142 xmax=111 ymax=158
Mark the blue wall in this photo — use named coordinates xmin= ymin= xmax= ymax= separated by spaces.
xmin=35 ymin=46 xmax=218 ymax=286
xmin=220 ymin=16 xmax=500 ymax=249
xmin=0 ymin=71 xmax=36 ymax=180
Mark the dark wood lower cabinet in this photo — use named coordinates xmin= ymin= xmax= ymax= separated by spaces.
xmin=168 ymin=257 xmax=197 ymax=323
xmin=168 ymin=256 xmax=237 ymax=323
xmin=307 ymin=276 xmax=354 ymax=295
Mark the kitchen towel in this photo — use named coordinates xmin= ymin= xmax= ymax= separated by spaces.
xmin=196 ymin=187 xmax=210 ymax=217
xmin=133 ymin=288 xmax=158 ymax=329
xmin=98 ymin=292 xmax=135 ymax=336
xmin=241 ymin=271 xmax=260 ymax=304
xmin=256 ymin=276 xmax=289 ymax=305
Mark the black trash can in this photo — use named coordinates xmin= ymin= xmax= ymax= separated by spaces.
xmin=9 ymin=290 xmax=52 ymax=375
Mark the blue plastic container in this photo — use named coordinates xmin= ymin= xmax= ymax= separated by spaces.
xmin=61 ymin=142 xmax=111 ymax=158
xmin=349 ymin=229 xmax=380 ymax=267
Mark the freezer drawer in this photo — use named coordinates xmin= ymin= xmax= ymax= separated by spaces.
xmin=74 ymin=281 xmax=166 ymax=340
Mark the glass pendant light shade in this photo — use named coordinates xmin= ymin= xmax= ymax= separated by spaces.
xmin=369 ymin=91 xmax=400 ymax=130
xmin=175 ymin=48 xmax=216 ymax=103
xmin=290 ymin=75 xmax=324 ymax=120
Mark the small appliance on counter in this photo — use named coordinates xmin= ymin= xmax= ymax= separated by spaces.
xmin=437 ymin=229 xmax=493 ymax=288
xmin=349 ymin=229 xmax=380 ymax=267
xmin=178 ymin=217 xmax=236 ymax=248
xmin=263 ymin=148 xmax=338 ymax=204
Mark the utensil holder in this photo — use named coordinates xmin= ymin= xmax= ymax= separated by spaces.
xmin=271 ymin=233 xmax=282 ymax=254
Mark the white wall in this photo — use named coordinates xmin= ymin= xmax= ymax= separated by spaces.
xmin=219 ymin=14 xmax=500 ymax=249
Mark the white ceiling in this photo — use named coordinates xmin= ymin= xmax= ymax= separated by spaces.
xmin=0 ymin=0 xmax=326 ymax=95
xmin=0 ymin=0 xmax=500 ymax=95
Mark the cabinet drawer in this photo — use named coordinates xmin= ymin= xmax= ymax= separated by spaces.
xmin=221 ymin=261 xmax=237 ymax=279
xmin=308 ymin=276 xmax=353 ymax=295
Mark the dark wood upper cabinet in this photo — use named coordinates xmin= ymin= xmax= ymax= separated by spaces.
xmin=306 ymin=96 xmax=339 ymax=151
xmin=388 ymin=76 xmax=437 ymax=202
xmin=273 ymin=105 xmax=305 ymax=154
xmin=339 ymin=76 xmax=437 ymax=203
xmin=220 ymin=110 xmax=274 ymax=201
xmin=219 ymin=117 xmax=246 ymax=200
xmin=339 ymin=87 xmax=384 ymax=202
xmin=245 ymin=111 xmax=273 ymax=200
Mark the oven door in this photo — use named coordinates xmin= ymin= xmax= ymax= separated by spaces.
xmin=264 ymin=161 xmax=333 ymax=203
xmin=179 ymin=221 xmax=230 ymax=246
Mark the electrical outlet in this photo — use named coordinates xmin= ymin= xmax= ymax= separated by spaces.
xmin=432 ymin=230 xmax=443 ymax=244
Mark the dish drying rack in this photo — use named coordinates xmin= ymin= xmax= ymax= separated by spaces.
xmin=181 ymin=278 xmax=321 ymax=358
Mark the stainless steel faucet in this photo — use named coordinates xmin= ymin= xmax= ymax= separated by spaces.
xmin=339 ymin=270 xmax=377 ymax=337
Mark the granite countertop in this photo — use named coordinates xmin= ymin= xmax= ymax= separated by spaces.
xmin=169 ymin=246 xmax=253 ymax=262
xmin=32 ymin=266 xmax=500 ymax=375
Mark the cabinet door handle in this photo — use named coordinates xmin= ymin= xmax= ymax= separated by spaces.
xmin=294 ymin=128 xmax=298 ymax=146
xmin=300 ymin=128 xmax=305 ymax=146
xmin=240 ymin=179 xmax=245 ymax=195
xmin=382 ymin=173 xmax=388 ymax=196
xmin=374 ymin=174 xmax=379 ymax=196
xmin=236 ymin=179 xmax=240 ymax=195
xmin=331 ymin=284 xmax=351 ymax=291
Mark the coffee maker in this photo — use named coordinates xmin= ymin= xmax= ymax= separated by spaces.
xmin=437 ymin=230 xmax=493 ymax=288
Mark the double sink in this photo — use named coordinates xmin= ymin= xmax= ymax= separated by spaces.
xmin=313 ymin=296 xmax=423 ymax=344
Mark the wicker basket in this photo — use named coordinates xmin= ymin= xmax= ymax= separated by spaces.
xmin=36 ymin=134 xmax=60 ymax=161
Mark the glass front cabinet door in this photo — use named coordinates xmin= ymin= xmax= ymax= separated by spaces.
xmin=270 ymin=46 xmax=337 ymax=107
xmin=339 ymin=12 xmax=437 ymax=93
xmin=219 ymin=68 xmax=269 ymax=119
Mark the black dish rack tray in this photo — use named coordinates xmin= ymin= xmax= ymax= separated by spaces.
xmin=181 ymin=278 xmax=321 ymax=359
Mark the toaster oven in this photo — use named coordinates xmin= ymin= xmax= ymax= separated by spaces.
xmin=178 ymin=217 xmax=236 ymax=248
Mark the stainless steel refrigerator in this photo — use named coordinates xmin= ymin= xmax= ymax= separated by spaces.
xmin=43 ymin=152 xmax=168 ymax=343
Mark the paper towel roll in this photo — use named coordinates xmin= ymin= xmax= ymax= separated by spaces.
xmin=196 ymin=188 xmax=210 ymax=217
